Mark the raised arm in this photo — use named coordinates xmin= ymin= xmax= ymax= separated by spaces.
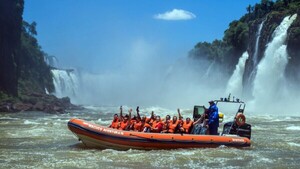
xmin=177 ymin=108 xmax=183 ymax=119
xmin=119 ymin=106 xmax=123 ymax=121
xmin=136 ymin=106 xmax=141 ymax=120
xmin=128 ymin=108 xmax=132 ymax=124
xmin=193 ymin=112 xmax=205 ymax=125
xmin=151 ymin=111 xmax=154 ymax=119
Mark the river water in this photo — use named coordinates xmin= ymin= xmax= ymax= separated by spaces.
xmin=0 ymin=106 xmax=300 ymax=169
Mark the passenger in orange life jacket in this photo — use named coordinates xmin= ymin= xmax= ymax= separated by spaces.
xmin=180 ymin=117 xmax=194 ymax=134
xmin=109 ymin=113 xmax=120 ymax=129
xmin=150 ymin=116 xmax=164 ymax=133
xmin=162 ymin=116 xmax=179 ymax=133
xmin=145 ymin=111 xmax=155 ymax=124
xmin=132 ymin=106 xmax=145 ymax=132
xmin=118 ymin=106 xmax=132 ymax=130
xmin=162 ymin=114 xmax=171 ymax=131
xmin=143 ymin=111 xmax=157 ymax=132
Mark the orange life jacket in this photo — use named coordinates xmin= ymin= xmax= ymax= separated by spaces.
xmin=182 ymin=121 xmax=193 ymax=133
xmin=163 ymin=120 xmax=171 ymax=130
xmin=110 ymin=119 xmax=119 ymax=129
xmin=146 ymin=117 xmax=154 ymax=124
xmin=152 ymin=120 xmax=159 ymax=128
xmin=133 ymin=121 xmax=143 ymax=132
xmin=119 ymin=120 xmax=130 ymax=130
xmin=168 ymin=120 xmax=179 ymax=133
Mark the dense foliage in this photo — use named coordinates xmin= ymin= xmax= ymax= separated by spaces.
xmin=18 ymin=21 xmax=55 ymax=96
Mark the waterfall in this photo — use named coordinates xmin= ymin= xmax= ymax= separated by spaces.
xmin=203 ymin=60 xmax=215 ymax=78
xmin=252 ymin=14 xmax=297 ymax=107
xmin=51 ymin=69 xmax=79 ymax=100
xmin=226 ymin=51 xmax=249 ymax=97
xmin=253 ymin=20 xmax=265 ymax=67
xmin=247 ymin=20 xmax=266 ymax=93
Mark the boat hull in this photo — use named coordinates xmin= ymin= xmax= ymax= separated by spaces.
xmin=68 ymin=118 xmax=251 ymax=150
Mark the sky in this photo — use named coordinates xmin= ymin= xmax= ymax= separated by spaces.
xmin=23 ymin=0 xmax=260 ymax=73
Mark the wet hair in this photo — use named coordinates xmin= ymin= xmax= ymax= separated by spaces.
xmin=166 ymin=115 xmax=171 ymax=120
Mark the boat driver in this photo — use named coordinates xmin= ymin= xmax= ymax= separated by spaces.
xmin=208 ymin=100 xmax=219 ymax=135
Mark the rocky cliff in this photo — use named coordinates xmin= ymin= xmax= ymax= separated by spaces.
xmin=0 ymin=0 xmax=80 ymax=113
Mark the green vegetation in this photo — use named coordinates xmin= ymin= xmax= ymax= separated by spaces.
xmin=0 ymin=0 xmax=54 ymax=102
xmin=190 ymin=0 xmax=300 ymax=72
xmin=19 ymin=21 xmax=55 ymax=96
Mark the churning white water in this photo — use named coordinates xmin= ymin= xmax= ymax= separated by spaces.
xmin=51 ymin=69 xmax=79 ymax=100
xmin=226 ymin=51 xmax=249 ymax=97
xmin=251 ymin=14 xmax=297 ymax=111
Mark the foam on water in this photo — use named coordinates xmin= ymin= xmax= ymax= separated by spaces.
xmin=1 ymin=108 xmax=300 ymax=168
xmin=24 ymin=120 xmax=40 ymax=125
xmin=288 ymin=142 xmax=300 ymax=147
xmin=286 ymin=126 xmax=300 ymax=131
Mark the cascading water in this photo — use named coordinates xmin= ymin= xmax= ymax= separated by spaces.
xmin=253 ymin=20 xmax=265 ymax=66
xmin=247 ymin=20 xmax=265 ymax=92
xmin=251 ymin=14 xmax=297 ymax=110
xmin=51 ymin=69 xmax=79 ymax=101
xmin=225 ymin=51 xmax=249 ymax=97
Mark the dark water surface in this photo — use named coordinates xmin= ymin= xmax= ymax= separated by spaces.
xmin=0 ymin=106 xmax=300 ymax=168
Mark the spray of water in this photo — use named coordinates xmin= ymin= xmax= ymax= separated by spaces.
xmin=51 ymin=39 xmax=229 ymax=109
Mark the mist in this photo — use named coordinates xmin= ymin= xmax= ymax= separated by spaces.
xmin=67 ymin=39 xmax=229 ymax=109
xmin=53 ymin=14 xmax=300 ymax=116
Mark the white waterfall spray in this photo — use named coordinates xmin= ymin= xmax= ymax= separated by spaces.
xmin=251 ymin=14 xmax=297 ymax=112
xmin=226 ymin=51 xmax=249 ymax=97
xmin=51 ymin=69 xmax=79 ymax=101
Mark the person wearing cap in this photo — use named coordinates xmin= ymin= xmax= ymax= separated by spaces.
xmin=208 ymin=100 xmax=219 ymax=135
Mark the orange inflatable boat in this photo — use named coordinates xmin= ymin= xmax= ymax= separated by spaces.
xmin=68 ymin=118 xmax=251 ymax=150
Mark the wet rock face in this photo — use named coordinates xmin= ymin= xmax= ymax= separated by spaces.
xmin=286 ymin=11 xmax=300 ymax=83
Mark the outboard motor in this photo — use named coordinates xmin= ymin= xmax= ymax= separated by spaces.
xmin=222 ymin=122 xmax=251 ymax=139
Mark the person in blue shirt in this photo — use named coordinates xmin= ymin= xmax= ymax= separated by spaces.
xmin=208 ymin=100 xmax=219 ymax=135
